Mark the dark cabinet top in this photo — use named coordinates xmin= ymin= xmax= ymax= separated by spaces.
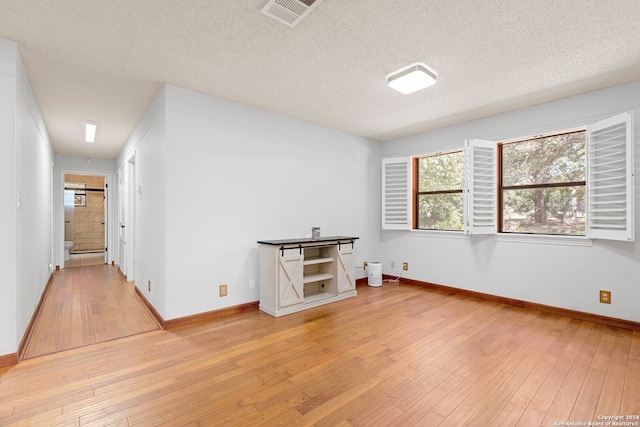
xmin=257 ymin=236 xmax=359 ymax=245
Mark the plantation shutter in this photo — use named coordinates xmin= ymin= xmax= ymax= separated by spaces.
xmin=586 ymin=111 xmax=634 ymax=241
xmin=382 ymin=157 xmax=411 ymax=230
xmin=464 ymin=139 xmax=496 ymax=235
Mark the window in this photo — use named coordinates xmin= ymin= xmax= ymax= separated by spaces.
xmin=414 ymin=151 xmax=464 ymax=230
xmin=382 ymin=111 xmax=633 ymax=241
xmin=499 ymin=130 xmax=586 ymax=235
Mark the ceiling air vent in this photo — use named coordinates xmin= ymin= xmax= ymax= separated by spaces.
xmin=260 ymin=0 xmax=324 ymax=28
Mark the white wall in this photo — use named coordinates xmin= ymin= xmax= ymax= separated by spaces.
xmin=0 ymin=39 xmax=18 ymax=356
xmin=0 ymin=38 xmax=54 ymax=355
xmin=117 ymin=87 xmax=167 ymax=318
xmin=381 ymin=81 xmax=640 ymax=323
xmin=119 ymin=85 xmax=381 ymax=321
xmin=15 ymin=47 xmax=55 ymax=344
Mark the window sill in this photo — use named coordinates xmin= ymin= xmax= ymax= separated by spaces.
xmin=411 ymin=229 xmax=469 ymax=240
xmin=407 ymin=230 xmax=594 ymax=246
xmin=495 ymin=233 xmax=593 ymax=247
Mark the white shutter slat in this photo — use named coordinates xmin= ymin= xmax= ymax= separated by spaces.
xmin=586 ymin=111 xmax=634 ymax=241
xmin=382 ymin=157 xmax=411 ymax=230
xmin=464 ymin=139 xmax=496 ymax=235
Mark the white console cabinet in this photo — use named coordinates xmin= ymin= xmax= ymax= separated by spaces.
xmin=257 ymin=236 xmax=358 ymax=317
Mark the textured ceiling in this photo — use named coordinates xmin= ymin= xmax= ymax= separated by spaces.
xmin=1 ymin=1 xmax=639 ymax=159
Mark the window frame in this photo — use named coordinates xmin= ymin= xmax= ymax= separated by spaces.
xmin=497 ymin=128 xmax=587 ymax=236
xmin=413 ymin=150 xmax=465 ymax=231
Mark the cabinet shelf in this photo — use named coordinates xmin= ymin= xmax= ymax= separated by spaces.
xmin=303 ymin=273 xmax=333 ymax=284
xmin=303 ymin=256 xmax=334 ymax=266
xmin=304 ymin=292 xmax=334 ymax=304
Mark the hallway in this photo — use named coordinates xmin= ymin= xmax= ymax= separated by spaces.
xmin=22 ymin=265 xmax=161 ymax=359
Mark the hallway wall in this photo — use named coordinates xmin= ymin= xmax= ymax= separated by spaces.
xmin=0 ymin=40 xmax=18 ymax=357
xmin=0 ymin=39 xmax=54 ymax=356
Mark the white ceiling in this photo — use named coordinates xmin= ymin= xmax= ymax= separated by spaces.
xmin=1 ymin=1 xmax=639 ymax=159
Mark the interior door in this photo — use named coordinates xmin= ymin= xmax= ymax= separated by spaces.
xmin=125 ymin=156 xmax=135 ymax=280
xmin=118 ymin=166 xmax=126 ymax=276
xmin=103 ymin=177 xmax=108 ymax=265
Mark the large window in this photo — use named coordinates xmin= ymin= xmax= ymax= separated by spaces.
xmin=499 ymin=130 xmax=586 ymax=235
xmin=414 ymin=151 xmax=464 ymax=230
xmin=382 ymin=111 xmax=633 ymax=241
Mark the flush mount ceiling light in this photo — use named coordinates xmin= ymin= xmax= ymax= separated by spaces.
xmin=85 ymin=121 xmax=96 ymax=143
xmin=387 ymin=64 xmax=437 ymax=94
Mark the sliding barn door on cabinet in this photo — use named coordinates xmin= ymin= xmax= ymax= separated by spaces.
xmin=337 ymin=246 xmax=356 ymax=293
xmin=278 ymin=254 xmax=304 ymax=308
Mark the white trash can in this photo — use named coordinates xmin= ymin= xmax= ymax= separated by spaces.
xmin=368 ymin=262 xmax=382 ymax=287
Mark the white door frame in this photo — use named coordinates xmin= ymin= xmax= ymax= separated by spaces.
xmin=118 ymin=153 xmax=136 ymax=281
xmin=57 ymin=169 xmax=115 ymax=269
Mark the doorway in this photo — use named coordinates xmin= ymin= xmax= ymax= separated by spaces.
xmin=64 ymin=173 xmax=107 ymax=268
xmin=118 ymin=155 xmax=135 ymax=280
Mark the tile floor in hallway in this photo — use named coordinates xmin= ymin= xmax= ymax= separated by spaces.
xmin=65 ymin=251 xmax=105 ymax=268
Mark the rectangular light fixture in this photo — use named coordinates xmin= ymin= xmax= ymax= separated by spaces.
xmin=85 ymin=121 xmax=97 ymax=143
xmin=388 ymin=64 xmax=436 ymax=94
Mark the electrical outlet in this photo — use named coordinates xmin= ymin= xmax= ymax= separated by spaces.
xmin=220 ymin=284 xmax=228 ymax=297
xmin=402 ymin=262 xmax=408 ymax=271
xmin=249 ymin=279 xmax=256 ymax=290
xmin=148 ymin=280 xmax=151 ymax=292
xmin=391 ymin=261 xmax=395 ymax=268
xmin=363 ymin=261 xmax=368 ymax=270
xmin=599 ymin=290 xmax=611 ymax=304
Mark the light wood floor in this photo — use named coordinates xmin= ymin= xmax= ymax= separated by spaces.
xmin=3 ymin=279 xmax=639 ymax=426
xmin=22 ymin=265 xmax=161 ymax=359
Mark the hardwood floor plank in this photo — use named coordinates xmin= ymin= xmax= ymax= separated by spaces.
xmin=515 ymin=406 xmax=547 ymax=427
xmin=491 ymin=402 xmax=526 ymax=427
xmin=22 ymin=265 xmax=160 ymax=359
xmin=543 ymin=322 xmax=604 ymax=424
xmin=527 ymin=318 xmax=585 ymax=414
xmin=315 ymin=364 xmax=418 ymax=426
xmin=389 ymin=371 xmax=465 ymax=425
xmin=2 ymin=281 xmax=639 ymax=426
xmin=622 ymin=358 xmax=640 ymax=415
xmin=569 ymin=367 xmax=606 ymax=421
xmin=299 ymin=375 xmax=385 ymax=426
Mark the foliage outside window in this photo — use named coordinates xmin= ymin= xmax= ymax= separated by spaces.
xmin=500 ymin=130 xmax=586 ymax=235
xmin=415 ymin=151 xmax=464 ymax=231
